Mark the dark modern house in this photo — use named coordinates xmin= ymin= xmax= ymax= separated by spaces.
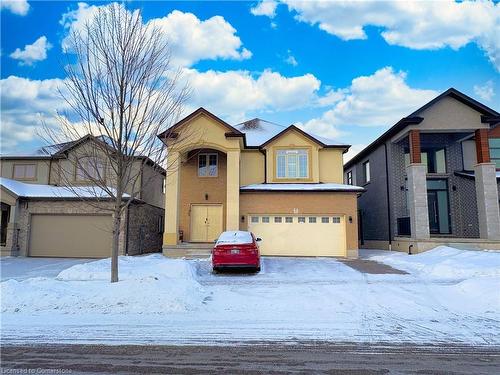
xmin=344 ymin=88 xmax=500 ymax=253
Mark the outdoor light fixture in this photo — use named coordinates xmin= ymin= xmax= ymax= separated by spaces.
xmin=241 ymin=216 xmax=245 ymax=222
xmin=205 ymin=193 xmax=209 ymax=200
xmin=348 ymin=216 xmax=353 ymax=223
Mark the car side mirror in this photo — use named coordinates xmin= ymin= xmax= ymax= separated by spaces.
xmin=256 ymin=237 xmax=262 ymax=242
xmin=214 ymin=239 xmax=218 ymax=243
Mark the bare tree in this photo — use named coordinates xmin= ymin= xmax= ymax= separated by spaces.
xmin=43 ymin=4 xmax=192 ymax=282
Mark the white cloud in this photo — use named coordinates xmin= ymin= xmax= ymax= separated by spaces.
xmin=344 ymin=144 xmax=367 ymax=164
xmin=282 ymin=0 xmax=500 ymax=71
xmin=284 ymin=50 xmax=298 ymax=66
xmin=0 ymin=0 xmax=29 ymax=16
xmin=473 ymin=80 xmax=495 ymax=101
xmin=298 ymin=67 xmax=438 ymax=139
xmin=0 ymin=76 xmax=68 ymax=152
xmin=10 ymin=36 xmax=52 ymax=66
xmin=250 ymin=1 xmax=278 ymax=18
xmin=60 ymin=3 xmax=251 ymax=67
xmin=182 ymin=68 xmax=321 ymax=122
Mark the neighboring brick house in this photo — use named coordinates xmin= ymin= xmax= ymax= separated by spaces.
xmin=344 ymin=88 xmax=500 ymax=253
xmin=0 ymin=135 xmax=165 ymax=258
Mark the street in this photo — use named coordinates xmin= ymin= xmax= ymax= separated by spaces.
xmin=1 ymin=343 xmax=499 ymax=374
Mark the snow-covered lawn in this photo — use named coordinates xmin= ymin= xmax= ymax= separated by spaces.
xmin=1 ymin=247 xmax=499 ymax=346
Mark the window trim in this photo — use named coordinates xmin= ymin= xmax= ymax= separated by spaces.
xmin=12 ymin=163 xmax=37 ymax=181
xmin=274 ymin=147 xmax=311 ymax=181
xmin=198 ymin=153 xmax=218 ymax=178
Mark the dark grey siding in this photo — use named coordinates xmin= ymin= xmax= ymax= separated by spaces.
xmin=354 ymin=144 xmax=390 ymax=243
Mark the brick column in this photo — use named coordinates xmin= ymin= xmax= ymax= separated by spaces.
xmin=409 ymin=130 xmax=421 ymax=163
xmin=475 ymin=129 xmax=490 ymax=164
xmin=163 ymin=151 xmax=181 ymax=246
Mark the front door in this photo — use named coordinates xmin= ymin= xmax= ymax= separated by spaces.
xmin=426 ymin=179 xmax=451 ymax=234
xmin=190 ymin=204 xmax=223 ymax=242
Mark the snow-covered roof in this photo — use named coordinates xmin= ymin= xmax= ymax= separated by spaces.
xmin=234 ymin=118 xmax=341 ymax=148
xmin=0 ymin=177 xmax=129 ymax=199
xmin=216 ymin=231 xmax=254 ymax=245
xmin=240 ymin=183 xmax=364 ymax=192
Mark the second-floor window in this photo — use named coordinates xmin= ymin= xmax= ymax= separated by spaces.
xmin=198 ymin=153 xmax=218 ymax=177
xmin=276 ymin=149 xmax=308 ymax=179
xmin=76 ymin=157 xmax=105 ymax=181
xmin=346 ymin=170 xmax=353 ymax=185
xmin=404 ymin=147 xmax=446 ymax=173
xmin=489 ymin=138 xmax=500 ymax=169
xmin=13 ymin=164 xmax=36 ymax=180
xmin=362 ymin=161 xmax=370 ymax=183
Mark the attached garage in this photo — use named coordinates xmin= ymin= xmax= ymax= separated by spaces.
xmin=247 ymin=214 xmax=346 ymax=257
xmin=29 ymin=214 xmax=113 ymax=258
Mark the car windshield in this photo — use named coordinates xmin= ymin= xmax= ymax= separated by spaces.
xmin=216 ymin=231 xmax=253 ymax=245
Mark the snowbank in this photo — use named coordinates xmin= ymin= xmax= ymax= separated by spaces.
xmin=1 ymin=255 xmax=204 ymax=314
xmin=369 ymin=246 xmax=500 ymax=280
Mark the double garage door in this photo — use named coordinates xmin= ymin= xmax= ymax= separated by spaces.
xmin=29 ymin=214 xmax=113 ymax=258
xmin=247 ymin=214 xmax=346 ymax=257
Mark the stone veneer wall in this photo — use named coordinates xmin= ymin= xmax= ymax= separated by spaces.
xmin=126 ymin=203 xmax=164 ymax=255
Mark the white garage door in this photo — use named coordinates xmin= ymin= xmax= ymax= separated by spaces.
xmin=29 ymin=214 xmax=113 ymax=258
xmin=247 ymin=215 xmax=346 ymax=257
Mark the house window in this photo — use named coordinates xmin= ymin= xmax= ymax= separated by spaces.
xmin=308 ymin=217 xmax=317 ymax=223
xmin=262 ymin=216 xmax=270 ymax=223
xmin=489 ymin=138 xmax=500 ymax=169
xmin=298 ymin=216 xmax=306 ymax=223
xmin=362 ymin=161 xmax=370 ymax=183
xmin=285 ymin=217 xmax=293 ymax=223
xmin=332 ymin=216 xmax=341 ymax=224
xmin=76 ymin=157 xmax=105 ymax=181
xmin=346 ymin=170 xmax=353 ymax=185
xmin=251 ymin=216 xmax=259 ymax=223
xmin=198 ymin=153 xmax=218 ymax=177
xmin=404 ymin=148 xmax=446 ymax=173
xmin=162 ymin=178 xmax=166 ymax=194
xmin=321 ymin=217 xmax=329 ymax=223
xmin=13 ymin=164 xmax=36 ymax=180
xmin=276 ymin=149 xmax=308 ymax=179
xmin=274 ymin=217 xmax=282 ymax=223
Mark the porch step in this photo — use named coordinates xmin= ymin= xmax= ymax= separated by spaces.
xmin=163 ymin=243 xmax=213 ymax=259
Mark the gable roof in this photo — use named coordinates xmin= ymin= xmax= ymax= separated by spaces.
xmin=344 ymin=88 xmax=500 ymax=169
xmin=157 ymin=107 xmax=244 ymax=141
xmin=259 ymin=124 xmax=349 ymax=151
xmin=158 ymin=109 xmax=349 ymax=150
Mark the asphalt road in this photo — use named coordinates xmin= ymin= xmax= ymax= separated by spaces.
xmin=1 ymin=343 xmax=499 ymax=374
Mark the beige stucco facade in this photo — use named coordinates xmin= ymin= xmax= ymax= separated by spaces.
xmin=161 ymin=108 xmax=359 ymax=258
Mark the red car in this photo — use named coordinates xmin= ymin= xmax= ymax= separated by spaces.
xmin=212 ymin=231 xmax=261 ymax=272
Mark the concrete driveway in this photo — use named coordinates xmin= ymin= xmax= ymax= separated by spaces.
xmin=0 ymin=257 xmax=93 ymax=281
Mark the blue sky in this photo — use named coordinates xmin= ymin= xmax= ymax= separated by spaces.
xmin=1 ymin=0 xmax=499 ymax=159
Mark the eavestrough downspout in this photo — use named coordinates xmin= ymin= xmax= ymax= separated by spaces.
xmin=384 ymin=142 xmax=392 ymax=251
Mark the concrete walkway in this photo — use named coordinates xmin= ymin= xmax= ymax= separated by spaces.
xmin=338 ymin=258 xmax=408 ymax=274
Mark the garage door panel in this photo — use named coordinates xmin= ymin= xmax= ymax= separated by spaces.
xmin=248 ymin=215 xmax=346 ymax=257
xmin=29 ymin=214 xmax=113 ymax=258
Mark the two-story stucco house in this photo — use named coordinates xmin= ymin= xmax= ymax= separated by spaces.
xmin=0 ymin=135 xmax=165 ymax=258
xmin=344 ymin=88 xmax=500 ymax=253
xmin=158 ymin=108 xmax=364 ymax=258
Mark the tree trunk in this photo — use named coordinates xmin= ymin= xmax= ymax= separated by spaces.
xmin=111 ymin=208 xmax=121 ymax=283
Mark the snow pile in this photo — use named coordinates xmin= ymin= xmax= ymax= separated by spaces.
xmin=1 ymin=254 xmax=204 ymax=314
xmin=216 ymin=231 xmax=253 ymax=245
xmin=369 ymin=246 xmax=500 ymax=280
